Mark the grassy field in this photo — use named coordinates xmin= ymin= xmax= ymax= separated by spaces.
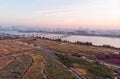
xmin=50 ymin=43 xmax=120 ymax=57
xmin=24 ymin=50 xmax=78 ymax=79
xmin=0 ymin=39 xmax=35 ymax=79
xmin=55 ymin=53 xmax=115 ymax=79
xmin=44 ymin=51 xmax=78 ymax=79
xmin=17 ymin=38 xmax=120 ymax=57
xmin=0 ymin=54 xmax=33 ymax=79
xmin=0 ymin=56 xmax=13 ymax=70
xmin=0 ymin=39 xmax=79 ymax=79
xmin=1 ymin=38 xmax=116 ymax=79
xmin=17 ymin=38 xmax=60 ymax=48
xmin=23 ymin=52 xmax=45 ymax=79
xmin=0 ymin=39 xmax=33 ymax=55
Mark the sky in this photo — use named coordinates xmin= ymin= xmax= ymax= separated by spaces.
xmin=0 ymin=0 xmax=120 ymax=29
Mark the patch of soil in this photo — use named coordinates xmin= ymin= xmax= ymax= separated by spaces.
xmin=75 ymin=68 xmax=86 ymax=75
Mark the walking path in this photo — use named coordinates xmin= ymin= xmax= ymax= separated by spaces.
xmin=0 ymin=54 xmax=33 ymax=79
xmin=41 ymin=56 xmax=49 ymax=79
xmin=13 ymin=39 xmax=84 ymax=79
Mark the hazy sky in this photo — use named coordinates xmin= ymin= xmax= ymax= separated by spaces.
xmin=0 ymin=0 xmax=120 ymax=29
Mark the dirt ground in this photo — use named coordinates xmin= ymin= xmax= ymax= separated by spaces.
xmin=75 ymin=68 xmax=86 ymax=75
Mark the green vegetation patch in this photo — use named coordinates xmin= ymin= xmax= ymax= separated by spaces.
xmin=23 ymin=50 xmax=78 ymax=79
xmin=55 ymin=53 xmax=114 ymax=79
xmin=45 ymin=53 xmax=77 ymax=79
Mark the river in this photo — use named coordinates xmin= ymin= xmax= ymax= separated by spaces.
xmin=0 ymin=31 xmax=120 ymax=48
xmin=62 ymin=35 xmax=120 ymax=48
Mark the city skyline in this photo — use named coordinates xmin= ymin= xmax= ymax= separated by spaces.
xmin=0 ymin=0 xmax=120 ymax=29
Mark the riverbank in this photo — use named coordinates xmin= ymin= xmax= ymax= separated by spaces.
xmin=37 ymin=37 xmax=120 ymax=50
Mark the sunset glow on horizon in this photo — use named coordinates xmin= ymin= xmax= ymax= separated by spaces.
xmin=0 ymin=0 xmax=120 ymax=29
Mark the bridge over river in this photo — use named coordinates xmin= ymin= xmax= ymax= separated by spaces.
xmin=0 ymin=31 xmax=71 ymax=40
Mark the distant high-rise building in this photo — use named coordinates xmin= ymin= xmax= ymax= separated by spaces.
xmin=12 ymin=26 xmax=15 ymax=31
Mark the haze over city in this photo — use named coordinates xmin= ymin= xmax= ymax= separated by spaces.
xmin=1 ymin=0 xmax=120 ymax=79
xmin=0 ymin=0 xmax=120 ymax=29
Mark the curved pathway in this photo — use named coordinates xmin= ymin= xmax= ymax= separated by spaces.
xmin=41 ymin=56 xmax=49 ymax=79
xmin=0 ymin=54 xmax=33 ymax=79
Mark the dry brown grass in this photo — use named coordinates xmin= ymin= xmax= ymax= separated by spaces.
xmin=0 ymin=57 xmax=13 ymax=70
xmin=50 ymin=43 xmax=120 ymax=57
xmin=0 ymin=54 xmax=33 ymax=79
xmin=16 ymin=38 xmax=120 ymax=57
xmin=17 ymin=38 xmax=60 ymax=48
xmin=23 ymin=52 xmax=44 ymax=79
xmin=0 ymin=39 xmax=33 ymax=55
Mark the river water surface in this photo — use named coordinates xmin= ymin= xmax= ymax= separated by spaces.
xmin=62 ymin=35 xmax=120 ymax=48
xmin=1 ymin=31 xmax=120 ymax=48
